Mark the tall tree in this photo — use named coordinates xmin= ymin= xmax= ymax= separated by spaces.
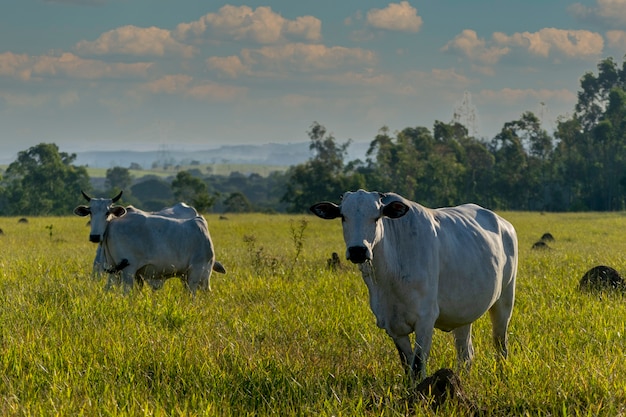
xmin=105 ymin=167 xmax=133 ymax=195
xmin=489 ymin=123 xmax=529 ymax=209
xmin=282 ymin=122 xmax=364 ymax=212
xmin=555 ymin=56 xmax=626 ymax=210
xmin=0 ymin=143 xmax=91 ymax=215
xmin=171 ymin=171 xmax=216 ymax=213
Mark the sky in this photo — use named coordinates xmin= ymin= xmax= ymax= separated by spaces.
xmin=1 ymin=0 xmax=625 ymax=161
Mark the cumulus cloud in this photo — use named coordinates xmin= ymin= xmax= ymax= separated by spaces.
xmin=175 ymin=5 xmax=321 ymax=44
xmin=606 ymin=30 xmax=626 ymax=48
xmin=0 ymin=51 xmax=152 ymax=81
xmin=139 ymin=74 xmax=246 ymax=101
xmin=443 ymin=28 xmax=603 ymax=69
xmin=239 ymin=43 xmax=376 ymax=74
xmin=442 ymin=30 xmax=510 ymax=65
xmin=366 ymin=1 xmax=423 ymax=33
xmin=75 ymin=26 xmax=195 ymax=58
xmin=207 ymin=43 xmax=376 ymax=78
xmin=0 ymin=52 xmax=33 ymax=81
xmin=206 ymin=55 xmax=247 ymax=78
xmin=494 ymin=28 xmax=604 ymax=58
xmin=570 ymin=0 xmax=626 ymax=27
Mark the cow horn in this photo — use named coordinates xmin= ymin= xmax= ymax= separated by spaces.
xmin=81 ymin=190 xmax=92 ymax=202
xmin=112 ymin=190 xmax=123 ymax=203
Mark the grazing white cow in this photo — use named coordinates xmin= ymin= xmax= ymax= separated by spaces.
xmin=310 ymin=190 xmax=518 ymax=379
xmin=75 ymin=191 xmax=225 ymax=293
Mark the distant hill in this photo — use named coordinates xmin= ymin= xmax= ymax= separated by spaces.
xmin=74 ymin=141 xmax=370 ymax=169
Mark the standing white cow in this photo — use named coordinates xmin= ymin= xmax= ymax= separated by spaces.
xmin=91 ymin=202 xmax=210 ymax=277
xmin=310 ymin=190 xmax=518 ymax=380
xmin=75 ymin=191 xmax=225 ymax=293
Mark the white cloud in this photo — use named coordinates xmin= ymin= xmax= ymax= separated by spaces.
xmin=442 ymin=30 xmax=510 ymax=66
xmin=214 ymin=43 xmax=376 ymax=77
xmin=34 ymin=53 xmax=153 ymax=79
xmin=443 ymin=28 xmax=603 ymax=70
xmin=606 ymin=30 xmax=626 ymax=48
xmin=175 ymin=5 xmax=321 ymax=44
xmin=75 ymin=25 xmax=195 ymax=58
xmin=0 ymin=52 xmax=33 ymax=81
xmin=366 ymin=1 xmax=423 ymax=33
xmin=138 ymin=74 xmax=246 ymax=101
xmin=207 ymin=55 xmax=247 ymax=78
xmin=570 ymin=0 xmax=626 ymax=26
xmin=0 ymin=52 xmax=152 ymax=81
xmin=494 ymin=28 xmax=604 ymax=59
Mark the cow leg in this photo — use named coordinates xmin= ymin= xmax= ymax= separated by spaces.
xmin=120 ymin=270 xmax=135 ymax=294
xmin=104 ymin=273 xmax=117 ymax=291
xmin=452 ymin=324 xmax=474 ymax=370
xmin=186 ymin=265 xmax=209 ymax=295
xmin=393 ymin=335 xmax=413 ymax=373
xmin=488 ymin=282 xmax=515 ymax=358
xmin=411 ymin=330 xmax=434 ymax=381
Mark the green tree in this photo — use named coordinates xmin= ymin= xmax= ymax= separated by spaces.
xmin=223 ymin=191 xmax=253 ymax=213
xmin=555 ymin=56 xmax=626 ymax=211
xmin=171 ymin=171 xmax=216 ymax=213
xmin=499 ymin=112 xmax=554 ymax=210
xmin=282 ymin=122 xmax=364 ymax=212
xmin=0 ymin=143 xmax=91 ymax=215
xmin=105 ymin=167 xmax=133 ymax=195
xmin=489 ymin=123 xmax=529 ymax=210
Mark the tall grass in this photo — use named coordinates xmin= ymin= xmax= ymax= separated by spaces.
xmin=0 ymin=212 xmax=625 ymax=415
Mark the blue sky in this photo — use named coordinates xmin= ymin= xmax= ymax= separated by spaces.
xmin=1 ymin=0 xmax=625 ymax=160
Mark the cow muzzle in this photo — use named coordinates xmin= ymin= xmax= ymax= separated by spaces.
xmin=89 ymin=234 xmax=102 ymax=243
xmin=347 ymin=246 xmax=370 ymax=264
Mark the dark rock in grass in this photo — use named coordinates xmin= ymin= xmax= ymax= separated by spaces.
xmin=531 ymin=241 xmax=550 ymax=250
xmin=579 ymin=265 xmax=625 ymax=292
xmin=406 ymin=370 xmax=486 ymax=415
xmin=415 ymin=368 xmax=466 ymax=410
xmin=541 ymin=232 xmax=555 ymax=242
xmin=18 ymin=217 xmax=28 ymax=224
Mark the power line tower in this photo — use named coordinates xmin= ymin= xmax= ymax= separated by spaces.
xmin=538 ymin=102 xmax=553 ymax=132
xmin=452 ymin=91 xmax=480 ymax=137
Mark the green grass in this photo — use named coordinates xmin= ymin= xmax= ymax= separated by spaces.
xmin=0 ymin=212 xmax=626 ymax=415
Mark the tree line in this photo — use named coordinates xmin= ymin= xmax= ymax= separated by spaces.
xmin=1 ymin=56 xmax=625 ymax=215
xmin=282 ymin=56 xmax=626 ymax=213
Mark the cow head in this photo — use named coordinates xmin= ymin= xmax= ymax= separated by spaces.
xmin=310 ymin=189 xmax=409 ymax=264
xmin=73 ymin=190 xmax=126 ymax=243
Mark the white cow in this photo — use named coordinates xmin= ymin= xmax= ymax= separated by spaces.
xmin=310 ymin=190 xmax=518 ymax=380
xmin=75 ymin=191 xmax=225 ymax=293
xmin=90 ymin=202 xmax=219 ymax=277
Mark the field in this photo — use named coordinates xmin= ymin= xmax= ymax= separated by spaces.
xmin=83 ymin=163 xmax=288 ymax=180
xmin=1 ymin=211 xmax=626 ymax=415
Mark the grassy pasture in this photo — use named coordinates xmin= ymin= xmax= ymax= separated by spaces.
xmin=0 ymin=212 xmax=626 ymax=415
xmin=83 ymin=163 xmax=288 ymax=181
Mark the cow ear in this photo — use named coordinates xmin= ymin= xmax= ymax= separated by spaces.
xmin=310 ymin=202 xmax=341 ymax=220
xmin=110 ymin=206 xmax=127 ymax=218
xmin=74 ymin=206 xmax=90 ymax=217
xmin=383 ymin=201 xmax=409 ymax=219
